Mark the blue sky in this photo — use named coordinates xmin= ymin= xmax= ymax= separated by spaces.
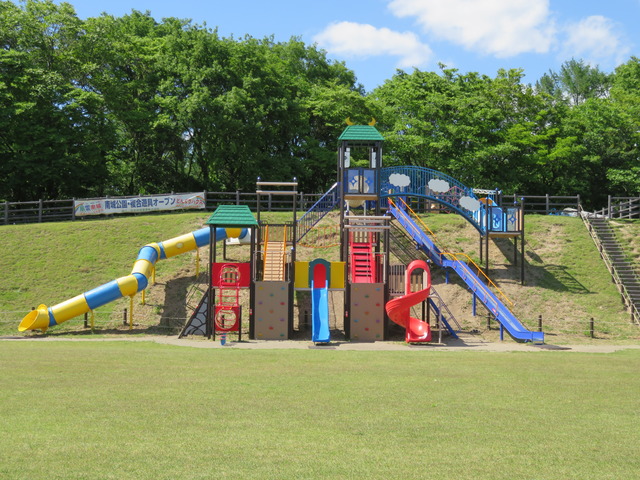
xmin=59 ymin=0 xmax=638 ymax=92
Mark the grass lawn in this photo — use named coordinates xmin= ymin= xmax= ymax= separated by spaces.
xmin=1 ymin=341 xmax=639 ymax=479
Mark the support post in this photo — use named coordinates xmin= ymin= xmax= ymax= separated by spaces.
xmin=129 ymin=296 xmax=134 ymax=330
xmin=520 ymin=199 xmax=525 ymax=285
xmin=485 ymin=231 xmax=490 ymax=278
xmin=545 ymin=193 xmax=550 ymax=214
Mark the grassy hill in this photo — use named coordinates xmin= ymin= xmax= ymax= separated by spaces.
xmin=1 ymin=211 xmax=638 ymax=343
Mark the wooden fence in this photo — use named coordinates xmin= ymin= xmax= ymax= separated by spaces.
xmin=2 ymin=191 xmax=637 ymax=226
xmin=0 ymin=191 xmax=323 ymax=226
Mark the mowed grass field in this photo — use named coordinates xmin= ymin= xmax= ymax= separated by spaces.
xmin=1 ymin=341 xmax=639 ymax=480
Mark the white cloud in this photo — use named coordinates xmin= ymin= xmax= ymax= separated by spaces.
xmin=314 ymin=21 xmax=432 ymax=68
xmin=428 ymin=179 xmax=450 ymax=193
xmin=387 ymin=0 xmax=555 ymax=57
xmin=389 ymin=173 xmax=411 ymax=187
xmin=561 ymin=16 xmax=630 ymax=67
xmin=459 ymin=196 xmax=481 ymax=212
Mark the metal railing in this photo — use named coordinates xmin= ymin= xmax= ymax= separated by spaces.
xmin=579 ymin=205 xmax=640 ymax=325
xmin=296 ymin=182 xmax=340 ymax=242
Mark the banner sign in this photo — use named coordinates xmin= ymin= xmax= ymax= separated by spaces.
xmin=74 ymin=192 xmax=206 ymax=217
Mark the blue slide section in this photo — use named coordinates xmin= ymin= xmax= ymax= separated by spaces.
xmin=389 ymin=203 xmax=543 ymax=343
xmin=311 ymin=281 xmax=330 ymax=344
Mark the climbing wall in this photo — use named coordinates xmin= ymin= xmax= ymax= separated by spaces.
xmin=349 ymin=283 xmax=385 ymax=341
xmin=254 ymin=281 xmax=290 ymax=339
xmin=179 ymin=287 xmax=209 ymax=337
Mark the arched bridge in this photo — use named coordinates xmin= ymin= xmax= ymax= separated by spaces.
xmin=379 ymin=166 xmax=522 ymax=235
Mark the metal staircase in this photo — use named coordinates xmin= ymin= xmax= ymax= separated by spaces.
xmin=582 ymin=214 xmax=640 ymax=324
xmin=297 ymin=182 xmax=340 ymax=242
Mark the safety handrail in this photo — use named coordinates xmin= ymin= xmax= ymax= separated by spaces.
xmin=442 ymin=252 xmax=514 ymax=308
xmin=281 ymin=225 xmax=288 ymax=277
xmin=262 ymin=224 xmax=270 ymax=277
xmin=297 ymin=182 xmax=340 ymax=242
xmin=579 ymin=204 xmax=640 ymax=325
xmin=393 ymin=197 xmax=515 ymax=310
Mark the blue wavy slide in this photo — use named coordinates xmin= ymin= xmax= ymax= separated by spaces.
xmin=311 ymin=281 xmax=330 ymax=344
xmin=389 ymin=203 xmax=544 ymax=343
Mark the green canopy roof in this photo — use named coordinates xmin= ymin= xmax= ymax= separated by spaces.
xmin=205 ymin=205 xmax=258 ymax=227
xmin=338 ymin=125 xmax=384 ymax=142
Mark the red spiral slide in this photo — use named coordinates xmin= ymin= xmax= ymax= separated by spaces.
xmin=385 ymin=259 xmax=432 ymax=343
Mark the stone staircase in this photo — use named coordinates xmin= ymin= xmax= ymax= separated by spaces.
xmin=584 ymin=215 xmax=640 ymax=324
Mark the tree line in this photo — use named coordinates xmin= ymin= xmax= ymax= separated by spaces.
xmin=1 ymin=0 xmax=639 ymax=209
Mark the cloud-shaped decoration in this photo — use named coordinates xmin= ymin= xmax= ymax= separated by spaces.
xmin=389 ymin=173 xmax=411 ymax=187
xmin=459 ymin=196 xmax=481 ymax=212
xmin=428 ymin=179 xmax=450 ymax=193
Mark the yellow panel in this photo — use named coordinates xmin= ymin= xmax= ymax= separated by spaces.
xmin=50 ymin=294 xmax=90 ymax=323
xmin=146 ymin=242 xmax=161 ymax=257
xmin=117 ymin=275 xmax=139 ymax=297
xmin=329 ymin=262 xmax=346 ymax=289
xmin=131 ymin=259 xmax=153 ymax=278
xmin=294 ymin=262 xmax=309 ymax=289
xmin=225 ymin=228 xmax=242 ymax=238
xmin=162 ymin=233 xmax=197 ymax=258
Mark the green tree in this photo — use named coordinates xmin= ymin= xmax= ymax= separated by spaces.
xmin=536 ymin=59 xmax=611 ymax=105
xmin=0 ymin=0 xmax=114 ymax=201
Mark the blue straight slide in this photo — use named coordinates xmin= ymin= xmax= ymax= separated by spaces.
xmin=311 ymin=281 xmax=330 ymax=344
xmin=389 ymin=203 xmax=544 ymax=343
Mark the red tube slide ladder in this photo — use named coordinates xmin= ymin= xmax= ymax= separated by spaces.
xmin=385 ymin=259 xmax=432 ymax=343
xmin=350 ymin=232 xmax=376 ymax=283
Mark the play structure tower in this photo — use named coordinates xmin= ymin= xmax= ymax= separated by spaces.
xmin=203 ymin=205 xmax=258 ymax=341
xmin=253 ymin=180 xmax=299 ymax=339
xmin=337 ymin=124 xmax=391 ymax=340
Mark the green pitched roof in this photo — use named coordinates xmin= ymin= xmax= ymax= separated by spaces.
xmin=338 ymin=125 xmax=384 ymax=142
xmin=205 ymin=205 xmax=258 ymax=227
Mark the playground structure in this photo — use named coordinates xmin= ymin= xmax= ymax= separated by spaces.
xmin=19 ymin=123 xmax=543 ymax=343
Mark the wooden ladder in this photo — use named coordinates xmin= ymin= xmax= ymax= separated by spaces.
xmin=262 ymin=225 xmax=287 ymax=281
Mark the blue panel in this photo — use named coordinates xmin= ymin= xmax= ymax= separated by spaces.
xmin=133 ymin=272 xmax=148 ymax=292
xmin=193 ymin=227 xmax=211 ymax=247
xmin=85 ymin=280 xmax=122 ymax=310
xmin=212 ymin=227 xmax=228 ymax=243
xmin=311 ymin=282 xmax=330 ymax=343
xmin=48 ymin=308 xmax=57 ymax=326
xmin=137 ymin=245 xmax=159 ymax=264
